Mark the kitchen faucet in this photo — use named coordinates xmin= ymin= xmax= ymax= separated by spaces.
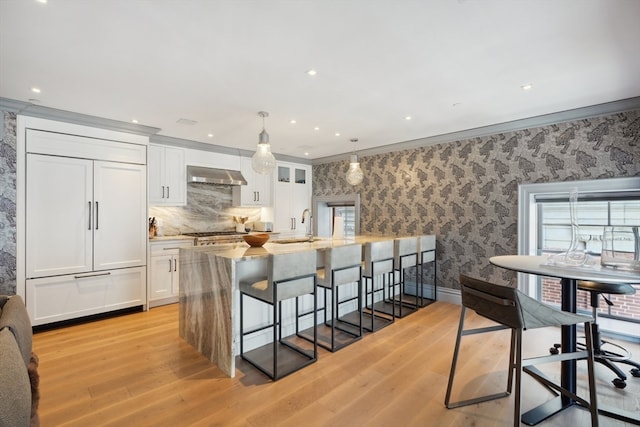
xmin=301 ymin=208 xmax=313 ymax=241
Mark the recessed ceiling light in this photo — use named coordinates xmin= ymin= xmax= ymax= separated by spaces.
xmin=304 ymin=152 xmax=309 ymax=156
xmin=31 ymin=87 xmax=41 ymax=93
xmin=314 ymin=127 xmax=320 ymax=131
xmin=36 ymin=0 xmax=47 ymax=4
xmin=335 ymin=132 xmax=341 ymax=137
xmin=306 ymin=69 xmax=317 ymax=76
xmin=207 ymin=133 xmax=214 ymax=138
xmin=405 ymin=116 xmax=412 ymax=121
xmin=132 ymin=119 xmax=139 ymax=124
xmin=521 ymin=83 xmax=533 ymax=91
xmin=290 ymin=119 xmax=296 ymax=124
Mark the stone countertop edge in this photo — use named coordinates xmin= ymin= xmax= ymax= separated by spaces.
xmin=149 ymin=235 xmax=195 ymax=242
xmin=179 ymin=235 xmax=405 ymax=262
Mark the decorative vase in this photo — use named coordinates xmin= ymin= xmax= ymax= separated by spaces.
xmin=547 ymin=189 xmax=588 ymax=266
xmin=601 ymin=226 xmax=640 ymax=271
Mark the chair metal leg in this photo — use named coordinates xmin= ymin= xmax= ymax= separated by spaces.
xmin=445 ymin=306 xmax=513 ymax=410
xmin=585 ymin=322 xmax=599 ymax=427
xmin=444 ymin=306 xmax=466 ymax=408
xmin=513 ymin=328 xmax=523 ymax=427
xmin=507 ymin=327 xmax=516 ymax=394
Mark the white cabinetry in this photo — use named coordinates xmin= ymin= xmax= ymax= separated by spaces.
xmin=149 ymin=144 xmax=186 ymax=205
xmin=273 ymin=162 xmax=311 ymax=233
xmin=232 ymin=156 xmax=273 ymax=207
xmin=23 ymin=127 xmax=147 ymax=326
xmin=26 ymin=267 xmax=146 ymax=326
xmin=149 ymin=239 xmax=193 ymax=307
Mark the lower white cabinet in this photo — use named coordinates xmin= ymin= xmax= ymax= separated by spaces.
xmin=26 ymin=267 xmax=146 ymax=326
xmin=149 ymin=239 xmax=194 ymax=307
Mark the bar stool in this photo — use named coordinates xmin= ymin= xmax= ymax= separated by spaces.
xmin=315 ymin=244 xmax=363 ymax=352
xmin=389 ymin=237 xmax=419 ymax=318
xmin=239 ymin=251 xmax=317 ymax=380
xmin=446 ymin=274 xmax=599 ymax=427
xmin=550 ymin=280 xmax=640 ymax=389
xmin=362 ymin=239 xmax=395 ymax=332
xmin=417 ymin=235 xmax=436 ymax=308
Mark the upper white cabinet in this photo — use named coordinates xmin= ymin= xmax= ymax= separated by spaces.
xmin=232 ymin=156 xmax=273 ymax=207
xmin=273 ymin=162 xmax=311 ymax=233
xmin=149 ymin=144 xmax=186 ymax=206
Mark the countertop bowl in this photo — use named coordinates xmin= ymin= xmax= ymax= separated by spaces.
xmin=243 ymin=233 xmax=270 ymax=247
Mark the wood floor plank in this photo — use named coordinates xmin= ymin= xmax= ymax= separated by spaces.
xmin=32 ymin=302 xmax=640 ymax=426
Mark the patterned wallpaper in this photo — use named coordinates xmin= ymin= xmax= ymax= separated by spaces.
xmin=0 ymin=112 xmax=17 ymax=294
xmin=313 ymin=110 xmax=640 ymax=290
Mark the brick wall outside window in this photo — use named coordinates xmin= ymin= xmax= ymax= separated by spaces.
xmin=541 ymin=277 xmax=640 ymax=321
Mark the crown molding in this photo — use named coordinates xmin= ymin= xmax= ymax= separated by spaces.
xmin=150 ymin=133 xmax=311 ymax=164
xmin=0 ymin=97 xmax=160 ymax=137
xmin=312 ymin=96 xmax=640 ymax=165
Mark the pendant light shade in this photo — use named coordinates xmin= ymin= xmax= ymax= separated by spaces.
xmin=251 ymin=111 xmax=276 ymax=175
xmin=346 ymin=138 xmax=364 ymax=185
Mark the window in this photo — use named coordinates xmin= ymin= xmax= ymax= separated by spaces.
xmin=518 ymin=178 xmax=640 ymax=338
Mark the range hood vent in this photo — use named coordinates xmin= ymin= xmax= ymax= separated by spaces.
xmin=187 ymin=166 xmax=247 ymax=186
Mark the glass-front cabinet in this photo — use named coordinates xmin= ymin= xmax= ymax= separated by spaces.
xmin=273 ymin=162 xmax=311 ymax=233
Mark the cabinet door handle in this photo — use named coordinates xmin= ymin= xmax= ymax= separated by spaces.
xmin=162 ymin=186 xmax=165 ymax=198
xmin=169 ymin=259 xmax=173 ymax=272
xmin=88 ymin=201 xmax=92 ymax=230
xmin=174 ymin=259 xmax=177 ymax=272
xmin=95 ymin=201 xmax=99 ymax=230
xmin=167 ymin=186 xmax=170 ymax=199
xmin=74 ymin=272 xmax=111 ymax=279
xmin=256 ymin=191 xmax=260 ymax=202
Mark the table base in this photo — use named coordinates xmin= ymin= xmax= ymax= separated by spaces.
xmin=522 ymin=397 xmax=576 ymax=425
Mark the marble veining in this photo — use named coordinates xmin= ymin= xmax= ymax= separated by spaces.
xmin=150 ymin=183 xmax=260 ymax=236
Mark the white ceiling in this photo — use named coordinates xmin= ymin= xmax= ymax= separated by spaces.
xmin=1 ymin=0 xmax=639 ymax=160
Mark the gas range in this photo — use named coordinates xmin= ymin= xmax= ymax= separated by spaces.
xmin=182 ymin=231 xmax=247 ymax=246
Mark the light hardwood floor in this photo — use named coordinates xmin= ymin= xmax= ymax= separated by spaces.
xmin=33 ymin=301 xmax=640 ymax=426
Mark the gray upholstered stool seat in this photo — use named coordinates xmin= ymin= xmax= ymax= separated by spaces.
xmin=445 ymin=274 xmax=599 ymax=427
xmin=239 ymin=250 xmax=317 ymax=380
xmin=362 ymin=239 xmax=395 ymax=332
xmin=312 ymin=243 xmax=363 ymax=352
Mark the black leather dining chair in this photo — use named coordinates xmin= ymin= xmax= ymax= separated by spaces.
xmin=445 ymin=274 xmax=599 ymax=427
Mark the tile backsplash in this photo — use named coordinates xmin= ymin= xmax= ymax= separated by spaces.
xmin=149 ymin=183 xmax=260 ymax=236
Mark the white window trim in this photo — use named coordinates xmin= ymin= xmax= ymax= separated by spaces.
xmin=517 ymin=177 xmax=640 ymax=296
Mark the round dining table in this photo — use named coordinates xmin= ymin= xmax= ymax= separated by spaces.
xmin=490 ymin=255 xmax=640 ymax=426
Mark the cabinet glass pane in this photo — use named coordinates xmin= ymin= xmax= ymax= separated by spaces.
xmin=278 ymin=166 xmax=290 ymax=183
xmin=294 ymin=168 xmax=306 ymax=184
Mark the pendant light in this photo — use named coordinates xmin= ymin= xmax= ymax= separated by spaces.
xmin=251 ymin=111 xmax=277 ymax=175
xmin=346 ymin=138 xmax=364 ymax=185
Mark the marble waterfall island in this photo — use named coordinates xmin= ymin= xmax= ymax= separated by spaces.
xmin=178 ymin=237 xmax=393 ymax=377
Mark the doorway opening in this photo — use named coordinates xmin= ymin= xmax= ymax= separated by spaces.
xmin=313 ymin=194 xmax=360 ymax=238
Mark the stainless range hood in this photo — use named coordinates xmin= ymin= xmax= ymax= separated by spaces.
xmin=187 ymin=165 xmax=247 ymax=186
